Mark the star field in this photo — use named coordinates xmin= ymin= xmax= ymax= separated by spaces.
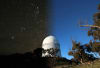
xmin=0 ymin=0 xmax=48 ymax=54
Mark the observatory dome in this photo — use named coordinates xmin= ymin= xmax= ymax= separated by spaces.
xmin=42 ymin=35 xmax=61 ymax=57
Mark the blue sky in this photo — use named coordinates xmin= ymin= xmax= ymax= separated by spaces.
xmin=50 ymin=0 xmax=100 ymax=59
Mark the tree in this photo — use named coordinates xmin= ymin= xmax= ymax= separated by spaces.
xmin=33 ymin=48 xmax=44 ymax=57
xmin=42 ymin=48 xmax=59 ymax=57
xmin=69 ymin=5 xmax=100 ymax=63
xmin=68 ymin=40 xmax=95 ymax=63
xmin=85 ymin=4 xmax=100 ymax=55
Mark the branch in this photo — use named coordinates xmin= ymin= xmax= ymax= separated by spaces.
xmin=80 ymin=25 xmax=100 ymax=29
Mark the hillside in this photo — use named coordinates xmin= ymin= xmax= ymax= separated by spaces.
xmin=72 ymin=59 xmax=100 ymax=68
xmin=54 ymin=59 xmax=100 ymax=68
xmin=1 ymin=51 xmax=100 ymax=68
xmin=0 ymin=47 xmax=99 ymax=68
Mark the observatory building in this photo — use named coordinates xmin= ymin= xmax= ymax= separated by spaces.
xmin=42 ymin=36 xmax=61 ymax=57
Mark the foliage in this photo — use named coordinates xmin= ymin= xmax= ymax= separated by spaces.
xmin=87 ymin=5 xmax=100 ymax=53
xmin=87 ymin=7 xmax=100 ymax=54
xmin=68 ymin=5 xmax=100 ymax=64
xmin=42 ymin=48 xmax=59 ymax=57
xmin=68 ymin=40 xmax=96 ymax=63
xmin=33 ymin=48 xmax=44 ymax=57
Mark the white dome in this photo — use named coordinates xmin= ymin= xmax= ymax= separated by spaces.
xmin=42 ymin=36 xmax=59 ymax=49
xmin=42 ymin=35 xmax=61 ymax=57
xmin=42 ymin=36 xmax=57 ymax=44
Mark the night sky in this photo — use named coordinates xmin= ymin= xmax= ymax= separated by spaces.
xmin=0 ymin=0 xmax=48 ymax=55
xmin=50 ymin=0 xmax=100 ymax=59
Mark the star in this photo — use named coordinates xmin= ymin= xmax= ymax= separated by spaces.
xmin=20 ymin=27 xmax=26 ymax=32
xmin=11 ymin=36 xmax=15 ymax=40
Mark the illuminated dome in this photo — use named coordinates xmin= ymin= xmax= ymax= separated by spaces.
xmin=42 ymin=35 xmax=61 ymax=57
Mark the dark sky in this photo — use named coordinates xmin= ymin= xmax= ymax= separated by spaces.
xmin=0 ymin=0 xmax=47 ymax=55
xmin=50 ymin=0 xmax=100 ymax=59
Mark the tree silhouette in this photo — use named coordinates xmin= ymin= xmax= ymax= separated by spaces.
xmin=86 ymin=4 xmax=100 ymax=55
xmin=33 ymin=48 xmax=44 ymax=57
xmin=42 ymin=48 xmax=59 ymax=57
xmin=69 ymin=5 xmax=100 ymax=63
xmin=68 ymin=41 xmax=95 ymax=63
